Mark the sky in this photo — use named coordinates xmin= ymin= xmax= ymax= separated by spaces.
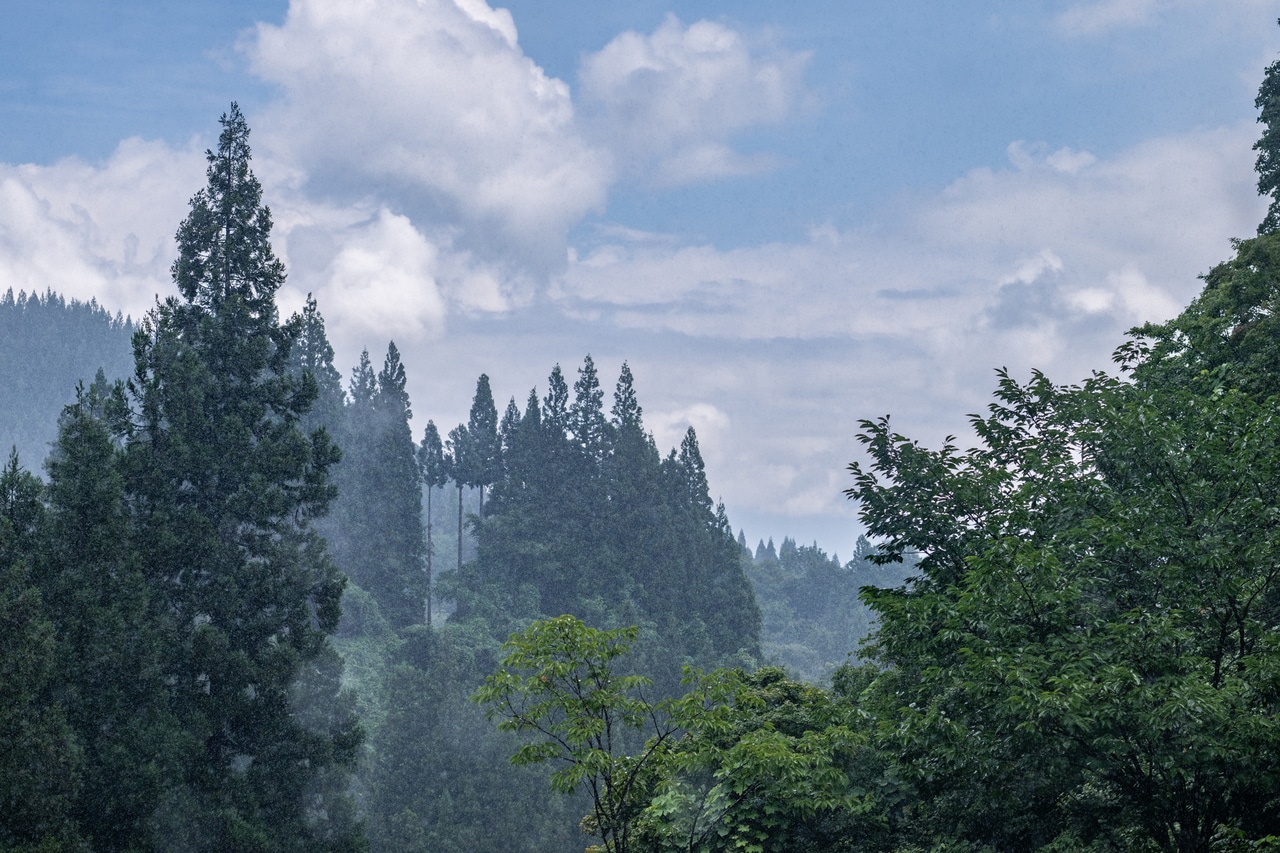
xmin=2 ymin=0 xmax=1279 ymax=558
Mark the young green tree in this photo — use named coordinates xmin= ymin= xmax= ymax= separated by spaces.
xmin=848 ymin=359 xmax=1280 ymax=851
xmin=121 ymin=104 xmax=363 ymax=850
xmin=476 ymin=617 xmax=876 ymax=853
xmin=474 ymin=615 xmax=682 ymax=853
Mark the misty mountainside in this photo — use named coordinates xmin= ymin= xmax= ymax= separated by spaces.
xmin=742 ymin=534 xmax=916 ymax=684
xmin=0 ymin=276 xmax=897 ymax=850
xmin=0 ymin=288 xmax=135 ymax=469
xmin=279 ymin=305 xmax=901 ymax=848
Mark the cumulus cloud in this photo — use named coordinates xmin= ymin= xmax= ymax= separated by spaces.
xmin=245 ymin=0 xmax=611 ymax=264
xmin=0 ymin=138 xmax=202 ymax=319
xmin=305 ymin=209 xmax=448 ymax=344
xmin=578 ymin=14 xmax=809 ymax=185
xmin=550 ymin=122 xmax=1264 ymax=531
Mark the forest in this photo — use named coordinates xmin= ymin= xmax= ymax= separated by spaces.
xmin=5 ymin=46 xmax=1280 ymax=853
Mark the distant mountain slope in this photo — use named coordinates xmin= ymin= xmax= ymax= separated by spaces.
xmin=0 ymin=289 xmax=135 ymax=470
xmin=744 ymin=534 xmax=916 ymax=683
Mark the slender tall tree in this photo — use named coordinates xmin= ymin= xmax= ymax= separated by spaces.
xmin=446 ymin=424 xmax=469 ymax=570
xmin=370 ymin=342 xmax=426 ymax=627
xmin=290 ymin=293 xmax=345 ymax=436
xmin=418 ymin=420 xmax=447 ymax=627
xmin=571 ymin=355 xmax=608 ymax=461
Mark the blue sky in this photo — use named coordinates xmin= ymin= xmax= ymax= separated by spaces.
xmin=2 ymin=0 xmax=1278 ymax=556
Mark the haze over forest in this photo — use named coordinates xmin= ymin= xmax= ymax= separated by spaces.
xmin=4 ymin=1 xmax=1277 ymax=554
xmin=8 ymin=3 xmax=1280 ymax=852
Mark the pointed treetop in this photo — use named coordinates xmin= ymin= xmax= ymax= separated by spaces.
xmin=419 ymin=420 xmax=448 ymax=489
xmin=500 ymin=397 xmax=521 ymax=453
xmin=293 ymin=294 xmax=344 ymax=399
xmin=611 ymin=362 xmax=643 ymax=432
xmin=544 ymin=365 xmax=570 ymax=435
xmin=679 ymin=426 xmax=713 ymax=520
xmin=172 ymin=103 xmax=284 ymax=311
xmin=571 ymin=355 xmax=607 ymax=454
xmin=522 ymin=387 xmax=542 ymax=429
xmin=377 ymin=341 xmax=411 ymax=420
xmin=461 ymin=374 xmax=500 ymax=490
xmin=349 ymin=349 xmax=377 ymax=408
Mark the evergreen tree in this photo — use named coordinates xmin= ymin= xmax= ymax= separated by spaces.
xmin=0 ymin=452 xmax=88 ymax=852
xmin=42 ymin=382 xmax=179 ymax=851
xmin=463 ymin=374 xmax=501 ymax=516
xmin=571 ymin=355 xmax=608 ymax=461
xmin=543 ymin=365 xmax=570 ymax=438
xmin=371 ymin=342 xmax=426 ymax=628
xmin=290 ymin=293 xmax=346 ymax=436
xmin=328 ymin=342 xmax=426 ymax=629
xmin=499 ymin=396 xmax=520 ymax=478
xmin=120 ymin=104 xmax=362 ymax=850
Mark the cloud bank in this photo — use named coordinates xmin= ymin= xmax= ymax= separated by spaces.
xmin=0 ymin=0 xmax=1269 ymax=551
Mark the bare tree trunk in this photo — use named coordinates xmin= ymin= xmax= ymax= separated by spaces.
xmin=425 ymin=485 xmax=432 ymax=627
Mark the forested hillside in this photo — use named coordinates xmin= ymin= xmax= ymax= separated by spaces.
xmin=743 ymin=534 xmax=914 ymax=684
xmin=0 ymin=290 xmax=134 ymax=469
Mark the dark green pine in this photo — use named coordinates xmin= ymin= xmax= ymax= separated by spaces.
xmin=372 ymin=341 xmax=426 ymax=628
xmin=463 ymin=374 xmax=501 ymax=516
xmin=0 ymin=451 xmax=88 ymax=852
xmin=122 ymin=104 xmax=363 ymax=851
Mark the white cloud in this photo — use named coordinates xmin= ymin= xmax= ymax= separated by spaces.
xmin=245 ymin=0 xmax=611 ymax=263
xmin=0 ymin=138 xmax=201 ymax=319
xmin=648 ymin=402 xmax=730 ymax=461
xmin=309 ymin=209 xmax=448 ymax=344
xmin=578 ymin=14 xmax=809 ymax=185
xmin=1053 ymin=0 xmax=1162 ymax=37
xmin=550 ymin=122 xmax=1264 ymax=528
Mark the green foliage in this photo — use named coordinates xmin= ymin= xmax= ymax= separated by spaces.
xmin=477 ymin=617 xmax=886 ymax=853
xmin=848 ymin=343 xmax=1280 ymax=849
xmin=0 ymin=454 xmax=89 ymax=852
xmin=475 ymin=616 xmax=666 ymax=853
xmin=447 ymin=359 xmax=759 ymax=679
xmin=636 ymin=666 xmax=885 ymax=853
xmin=1257 ymin=32 xmax=1280 ymax=235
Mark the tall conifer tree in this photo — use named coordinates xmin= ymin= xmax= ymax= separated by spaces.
xmin=369 ymin=342 xmax=426 ymax=627
xmin=463 ymin=374 xmax=501 ymax=516
xmin=446 ymin=424 xmax=469 ymax=570
xmin=120 ymin=104 xmax=361 ymax=849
